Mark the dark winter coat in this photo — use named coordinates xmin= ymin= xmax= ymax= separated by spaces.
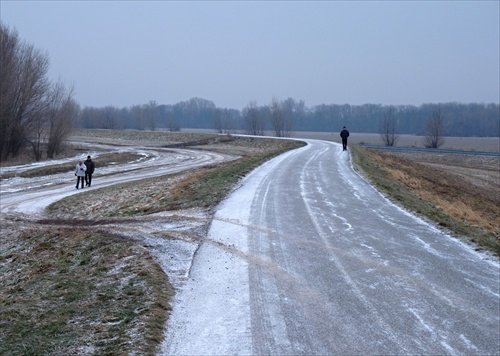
xmin=340 ymin=129 xmax=350 ymax=139
xmin=84 ymin=159 xmax=95 ymax=174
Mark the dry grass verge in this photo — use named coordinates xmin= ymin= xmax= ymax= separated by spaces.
xmin=350 ymin=146 xmax=500 ymax=256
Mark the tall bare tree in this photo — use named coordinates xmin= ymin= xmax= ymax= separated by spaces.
xmin=45 ymin=82 xmax=79 ymax=158
xmin=102 ymin=105 xmax=117 ymax=130
xmin=243 ymin=101 xmax=264 ymax=135
xmin=213 ymin=109 xmax=225 ymax=134
xmin=214 ymin=108 xmax=237 ymax=134
xmin=424 ymin=107 xmax=447 ymax=148
xmin=0 ymin=23 xmax=50 ymax=160
xmin=0 ymin=24 xmax=18 ymax=160
xmin=28 ymin=108 xmax=46 ymax=161
xmin=131 ymin=105 xmax=146 ymax=130
xmin=145 ymin=100 xmax=157 ymax=131
xmin=379 ymin=106 xmax=399 ymax=146
xmin=269 ymin=98 xmax=293 ymax=137
xmin=25 ymin=81 xmax=78 ymax=160
xmin=165 ymin=112 xmax=180 ymax=131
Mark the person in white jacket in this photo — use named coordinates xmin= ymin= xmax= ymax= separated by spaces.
xmin=75 ymin=161 xmax=87 ymax=189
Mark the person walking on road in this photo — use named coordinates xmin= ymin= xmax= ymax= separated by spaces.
xmin=75 ymin=161 xmax=87 ymax=189
xmin=340 ymin=126 xmax=350 ymax=151
xmin=84 ymin=155 xmax=95 ymax=187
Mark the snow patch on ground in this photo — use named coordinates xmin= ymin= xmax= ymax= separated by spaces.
xmin=162 ymin=150 xmax=298 ymax=355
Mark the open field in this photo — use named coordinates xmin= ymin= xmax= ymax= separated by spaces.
xmin=185 ymin=129 xmax=500 ymax=153
xmin=290 ymin=131 xmax=500 ymax=153
xmin=1 ymin=129 xmax=498 ymax=354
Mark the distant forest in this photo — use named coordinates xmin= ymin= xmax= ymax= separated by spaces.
xmin=77 ymin=98 xmax=499 ymax=138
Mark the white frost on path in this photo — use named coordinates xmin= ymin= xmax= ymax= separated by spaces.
xmin=163 ymin=150 xmax=298 ymax=355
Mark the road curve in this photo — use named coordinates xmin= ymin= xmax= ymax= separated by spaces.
xmin=165 ymin=139 xmax=499 ymax=355
xmin=0 ymin=144 xmax=231 ymax=216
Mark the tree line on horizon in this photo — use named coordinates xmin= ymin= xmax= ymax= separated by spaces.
xmin=77 ymin=98 xmax=499 ymax=138
xmin=1 ymin=21 xmax=498 ymax=162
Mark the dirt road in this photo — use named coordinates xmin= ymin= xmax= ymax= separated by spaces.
xmin=0 ymin=144 xmax=231 ymax=216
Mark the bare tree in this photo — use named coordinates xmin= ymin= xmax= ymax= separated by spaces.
xmin=131 ymin=105 xmax=146 ymax=130
xmin=0 ymin=23 xmax=50 ymax=160
xmin=14 ymin=44 xmax=50 ymax=155
xmin=242 ymin=101 xmax=264 ymax=135
xmin=379 ymin=106 xmax=399 ymax=146
xmin=214 ymin=108 xmax=236 ymax=134
xmin=213 ymin=109 xmax=224 ymax=134
xmin=269 ymin=99 xmax=283 ymax=137
xmin=424 ymin=108 xmax=447 ymax=148
xmin=46 ymin=82 xmax=79 ymax=158
xmin=282 ymin=98 xmax=297 ymax=136
xmin=165 ymin=112 xmax=180 ymax=132
xmin=0 ymin=24 xmax=19 ymax=160
xmin=78 ymin=106 xmax=99 ymax=128
xmin=28 ymin=109 xmax=46 ymax=161
xmin=269 ymin=98 xmax=293 ymax=137
xmin=102 ymin=106 xmax=117 ymax=129
xmin=145 ymin=100 xmax=157 ymax=131
xmin=24 ymin=81 xmax=78 ymax=160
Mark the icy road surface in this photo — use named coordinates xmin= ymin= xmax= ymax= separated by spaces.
xmin=0 ymin=144 xmax=230 ymax=215
xmin=164 ymin=139 xmax=499 ymax=355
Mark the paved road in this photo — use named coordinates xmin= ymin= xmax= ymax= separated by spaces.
xmin=165 ymin=139 xmax=499 ymax=355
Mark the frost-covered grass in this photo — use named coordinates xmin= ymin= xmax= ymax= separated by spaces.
xmin=71 ymin=128 xmax=222 ymax=146
xmin=0 ymin=225 xmax=171 ymax=355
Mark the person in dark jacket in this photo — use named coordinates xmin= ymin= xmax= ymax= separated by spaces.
xmin=84 ymin=155 xmax=95 ymax=187
xmin=340 ymin=126 xmax=350 ymax=151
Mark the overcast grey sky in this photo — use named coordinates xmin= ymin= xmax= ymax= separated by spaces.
xmin=1 ymin=1 xmax=499 ymax=110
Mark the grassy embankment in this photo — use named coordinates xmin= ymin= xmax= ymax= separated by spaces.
xmin=0 ymin=131 xmax=305 ymax=355
xmin=350 ymin=145 xmax=499 ymax=256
